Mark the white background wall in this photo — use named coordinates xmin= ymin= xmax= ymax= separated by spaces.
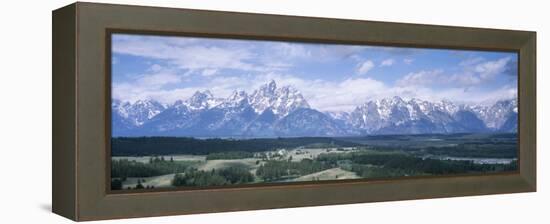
xmin=0 ymin=0 xmax=547 ymax=223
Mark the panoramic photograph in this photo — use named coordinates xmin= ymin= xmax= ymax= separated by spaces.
xmin=110 ymin=33 xmax=518 ymax=191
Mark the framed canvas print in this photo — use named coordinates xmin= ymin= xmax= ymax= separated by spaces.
xmin=52 ymin=2 xmax=536 ymax=221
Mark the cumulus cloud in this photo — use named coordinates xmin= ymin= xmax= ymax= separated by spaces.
xmin=112 ymin=34 xmax=372 ymax=74
xmin=114 ymin=69 xmax=516 ymax=112
xmin=380 ymin=59 xmax=395 ymax=67
xmin=275 ymin=43 xmax=312 ymax=59
xmin=403 ymin=58 xmax=414 ymax=65
xmin=370 ymin=46 xmax=420 ymax=56
xmin=396 ymin=57 xmax=516 ymax=89
xmin=396 ymin=70 xmax=445 ymax=87
xmin=113 ymin=59 xmax=517 ymax=109
xmin=204 ymin=74 xmax=390 ymax=112
xmin=149 ymin=64 xmax=163 ymax=72
xmin=458 ymin=57 xmax=484 ymax=67
xmin=356 ymin=60 xmax=375 ymax=75
xmin=135 ymin=73 xmax=181 ymax=87
xmin=201 ymin=69 xmax=218 ymax=77
xmin=112 ymin=64 xmax=188 ymax=103
xmin=474 ymin=57 xmax=512 ymax=79
xmin=113 ymin=34 xmax=273 ymax=73
xmin=111 ymin=34 xmax=517 ymax=110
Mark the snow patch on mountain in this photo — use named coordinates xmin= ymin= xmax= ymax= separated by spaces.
xmin=249 ymin=80 xmax=310 ymax=116
xmin=112 ymin=99 xmax=166 ymax=126
xmin=181 ymin=90 xmax=223 ymax=111
xmin=111 ymin=80 xmax=517 ymax=137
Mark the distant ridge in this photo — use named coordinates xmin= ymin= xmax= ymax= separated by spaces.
xmin=112 ymin=80 xmax=518 ymax=137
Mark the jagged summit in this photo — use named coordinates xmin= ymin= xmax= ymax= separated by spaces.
xmin=184 ymin=90 xmax=222 ymax=110
xmin=250 ymin=80 xmax=310 ymax=116
xmin=264 ymin=80 xmax=278 ymax=94
xmin=112 ymin=84 xmax=517 ymax=137
xmin=112 ymin=99 xmax=165 ymax=126
xmin=347 ymin=96 xmax=516 ymax=134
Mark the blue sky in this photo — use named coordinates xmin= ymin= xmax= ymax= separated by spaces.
xmin=112 ymin=33 xmax=517 ymax=112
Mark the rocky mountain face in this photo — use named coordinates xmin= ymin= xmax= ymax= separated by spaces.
xmin=248 ymin=80 xmax=311 ymax=117
xmin=112 ymin=99 xmax=166 ymax=126
xmin=467 ymin=99 xmax=518 ymax=132
xmin=112 ymin=80 xmax=518 ymax=137
xmin=344 ymin=97 xmax=516 ymax=135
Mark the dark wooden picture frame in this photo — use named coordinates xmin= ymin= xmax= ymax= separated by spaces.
xmin=53 ymin=2 xmax=536 ymax=221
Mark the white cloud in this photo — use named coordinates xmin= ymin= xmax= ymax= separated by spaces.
xmin=449 ymin=72 xmax=482 ymax=86
xmin=174 ymin=46 xmax=258 ymax=71
xmin=149 ymin=64 xmax=163 ymax=72
xmin=224 ymin=74 xmax=389 ymax=112
xmin=312 ymin=78 xmax=386 ymax=111
xmin=112 ymin=64 xmax=188 ymax=103
xmin=114 ymin=70 xmax=517 ymax=111
xmin=135 ymin=73 xmax=181 ymax=87
xmin=113 ymin=84 xmax=200 ymax=104
xmin=380 ymin=59 xmax=395 ymax=67
xmin=201 ymin=69 xmax=218 ymax=77
xmin=396 ymin=70 xmax=444 ymax=87
xmin=459 ymin=57 xmax=484 ymax=67
xmin=111 ymin=35 xmax=517 ymax=110
xmin=112 ymin=34 xmax=270 ymax=73
xmin=276 ymin=43 xmax=312 ymax=58
xmin=418 ymin=85 xmax=517 ymax=105
xmin=474 ymin=57 xmax=511 ymax=79
xmin=356 ymin=60 xmax=375 ymax=75
xmin=318 ymin=45 xmax=368 ymax=61
xmin=397 ymin=57 xmax=515 ymax=89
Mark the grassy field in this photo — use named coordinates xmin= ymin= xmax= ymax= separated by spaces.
xmin=197 ymin=158 xmax=259 ymax=171
xmin=112 ymin=155 xmax=206 ymax=163
xmin=111 ymin=133 xmax=518 ymax=190
xmin=289 ymin=168 xmax=360 ymax=182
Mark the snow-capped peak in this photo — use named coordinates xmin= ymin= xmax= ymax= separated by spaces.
xmin=249 ymin=80 xmax=310 ymax=116
xmin=217 ymin=90 xmax=250 ymax=109
xmin=325 ymin=111 xmax=351 ymax=121
xmin=467 ymin=99 xmax=517 ymax=129
xmin=113 ymin=99 xmax=166 ymax=126
xmin=184 ymin=90 xmax=223 ymax=110
xmin=111 ymin=81 xmax=518 ymax=137
xmin=266 ymin=80 xmax=277 ymax=93
xmin=228 ymin=90 xmax=248 ymax=102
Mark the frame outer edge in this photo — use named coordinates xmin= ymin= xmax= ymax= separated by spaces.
xmin=70 ymin=2 xmax=537 ymax=221
xmin=520 ymin=32 xmax=536 ymax=190
xmin=52 ymin=3 xmax=78 ymax=221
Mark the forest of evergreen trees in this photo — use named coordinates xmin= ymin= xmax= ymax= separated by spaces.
xmin=171 ymin=167 xmax=254 ymax=187
xmin=110 ymin=134 xmax=518 ymax=189
xmin=317 ymin=152 xmax=517 ymax=176
xmin=255 ymin=159 xmax=330 ymax=181
xmin=111 ymin=136 xmax=359 ymax=156
xmin=111 ymin=156 xmax=195 ymax=179
xmin=205 ymin=151 xmax=254 ymax=160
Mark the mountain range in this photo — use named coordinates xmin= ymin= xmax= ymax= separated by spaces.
xmin=112 ymin=80 xmax=518 ymax=137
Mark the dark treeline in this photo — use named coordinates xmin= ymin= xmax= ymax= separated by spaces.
xmin=361 ymin=143 xmax=517 ymax=159
xmin=420 ymin=144 xmax=517 ymax=158
xmin=206 ymin=151 xmax=254 ymax=160
xmin=111 ymin=157 xmax=194 ymax=178
xmin=112 ymin=137 xmax=359 ymax=156
xmin=342 ymin=132 xmax=517 ymax=141
xmin=349 ymin=164 xmax=425 ymax=178
xmin=256 ymin=159 xmax=330 ymax=181
xmin=317 ymin=152 xmax=517 ymax=176
xmin=172 ymin=167 xmax=254 ymax=187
